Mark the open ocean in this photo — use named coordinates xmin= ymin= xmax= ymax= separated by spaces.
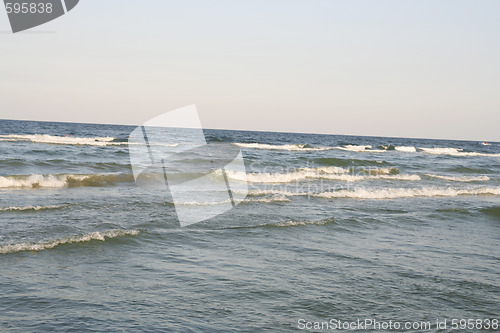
xmin=0 ymin=119 xmax=499 ymax=332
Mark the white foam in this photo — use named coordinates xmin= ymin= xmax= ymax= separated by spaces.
xmin=248 ymin=186 xmax=500 ymax=199
xmin=274 ymin=219 xmax=330 ymax=227
xmin=301 ymin=166 xmax=350 ymax=174
xmin=0 ymin=175 xmax=69 ymax=188
xmin=335 ymin=145 xmax=387 ymax=153
xmin=336 ymin=145 xmax=372 ymax=152
xmin=314 ymin=187 xmax=500 ymax=199
xmin=0 ymin=229 xmax=140 ymax=254
xmin=0 ymin=134 xmax=117 ymax=146
xmin=234 ymin=143 xmax=331 ymax=151
xmin=419 ymin=147 xmax=500 ymax=157
xmin=246 ymin=194 xmax=290 ymax=203
xmin=0 ymin=205 xmax=67 ymax=212
xmin=0 ymin=174 xmax=126 ymax=189
xmin=225 ymin=169 xmax=420 ymax=183
xmin=425 ymin=174 xmax=490 ymax=182
xmin=395 ymin=146 xmax=417 ymax=152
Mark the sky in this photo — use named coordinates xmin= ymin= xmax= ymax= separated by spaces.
xmin=0 ymin=0 xmax=499 ymax=141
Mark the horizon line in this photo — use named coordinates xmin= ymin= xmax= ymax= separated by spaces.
xmin=1 ymin=117 xmax=498 ymax=144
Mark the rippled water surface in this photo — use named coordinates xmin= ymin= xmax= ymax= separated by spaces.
xmin=1 ymin=119 xmax=499 ymax=332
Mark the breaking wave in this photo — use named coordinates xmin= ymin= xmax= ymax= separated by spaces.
xmin=225 ymin=168 xmax=420 ymax=183
xmin=167 ymin=194 xmax=290 ymax=206
xmin=0 ymin=205 xmax=68 ymax=212
xmin=234 ymin=143 xmax=332 ymax=151
xmin=335 ymin=145 xmax=386 ymax=153
xmin=425 ymin=174 xmax=490 ymax=182
xmin=272 ymin=219 xmax=333 ymax=227
xmin=395 ymin=146 xmax=417 ymax=152
xmin=0 ymin=134 xmax=178 ymax=148
xmin=223 ymin=217 xmax=335 ymax=230
xmin=419 ymin=147 xmax=500 ymax=157
xmin=0 ymin=174 xmax=133 ymax=189
xmin=221 ymin=142 xmax=500 ymax=158
xmin=247 ymin=186 xmax=500 ymax=199
xmin=0 ymin=229 xmax=140 ymax=254
xmin=0 ymin=134 xmax=117 ymax=146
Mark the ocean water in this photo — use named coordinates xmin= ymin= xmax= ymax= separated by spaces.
xmin=0 ymin=119 xmax=499 ymax=332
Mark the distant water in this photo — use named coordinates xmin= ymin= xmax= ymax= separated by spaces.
xmin=0 ymin=119 xmax=499 ymax=332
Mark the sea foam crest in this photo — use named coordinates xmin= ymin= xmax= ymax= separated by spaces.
xmin=0 ymin=174 xmax=133 ymax=189
xmin=0 ymin=205 xmax=67 ymax=212
xmin=425 ymin=174 xmax=490 ymax=182
xmin=0 ymin=134 xmax=179 ymax=148
xmin=225 ymin=169 xmax=420 ymax=183
xmin=335 ymin=145 xmax=387 ymax=153
xmin=273 ymin=219 xmax=331 ymax=227
xmin=395 ymin=146 xmax=417 ymax=152
xmin=419 ymin=147 xmax=500 ymax=157
xmin=247 ymin=186 xmax=500 ymax=199
xmin=314 ymin=187 xmax=500 ymax=199
xmin=234 ymin=143 xmax=331 ymax=151
xmin=0 ymin=229 xmax=140 ymax=254
xmin=0 ymin=174 xmax=69 ymax=188
xmin=0 ymin=134 xmax=116 ymax=146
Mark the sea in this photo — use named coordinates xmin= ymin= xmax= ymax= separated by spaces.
xmin=0 ymin=119 xmax=499 ymax=332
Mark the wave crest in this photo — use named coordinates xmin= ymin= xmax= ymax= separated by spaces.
xmin=225 ymin=168 xmax=419 ymax=183
xmin=248 ymin=186 xmax=500 ymax=199
xmin=0 ymin=174 xmax=133 ymax=189
xmin=420 ymin=147 xmax=500 ymax=157
xmin=234 ymin=143 xmax=331 ymax=151
xmin=0 ymin=229 xmax=140 ymax=254
xmin=0 ymin=205 xmax=67 ymax=212
xmin=0 ymin=134 xmax=117 ymax=146
xmin=425 ymin=174 xmax=490 ymax=182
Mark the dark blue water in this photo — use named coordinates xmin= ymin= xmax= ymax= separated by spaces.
xmin=0 ymin=119 xmax=499 ymax=332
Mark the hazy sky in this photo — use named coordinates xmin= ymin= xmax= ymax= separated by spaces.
xmin=1 ymin=0 xmax=499 ymax=141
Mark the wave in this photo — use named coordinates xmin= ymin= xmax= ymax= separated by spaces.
xmin=233 ymin=141 xmax=500 ymax=157
xmin=0 ymin=205 xmax=68 ymax=212
xmin=0 ymin=134 xmax=178 ymax=148
xmin=223 ymin=217 xmax=335 ymax=230
xmin=425 ymin=174 xmax=490 ymax=182
xmin=314 ymin=157 xmax=388 ymax=167
xmin=481 ymin=206 xmax=500 ymax=219
xmin=334 ymin=144 xmax=500 ymax=157
xmin=419 ymin=147 xmax=500 ymax=157
xmin=335 ymin=145 xmax=386 ymax=153
xmin=272 ymin=219 xmax=334 ymax=227
xmin=0 ymin=174 xmax=133 ymax=189
xmin=361 ymin=167 xmax=399 ymax=175
xmin=314 ymin=187 xmax=500 ymax=199
xmin=0 ymin=134 xmax=117 ymax=146
xmin=247 ymin=186 xmax=500 ymax=199
xmin=166 ymin=194 xmax=290 ymax=206
xmin=0 ymin=229 xmax=140 ymax=254
xmin=395 ymin=146 xmax=417 ymax=152
xmin=447 ymin=166 xmax=494 ymax=174
xmin=245 ymin=194 xmax=290 ymax=203
xmin=225 ymin=169 xmax=420 ymax=183
xmin=234 ymin=143 xmax=331 ymax=151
